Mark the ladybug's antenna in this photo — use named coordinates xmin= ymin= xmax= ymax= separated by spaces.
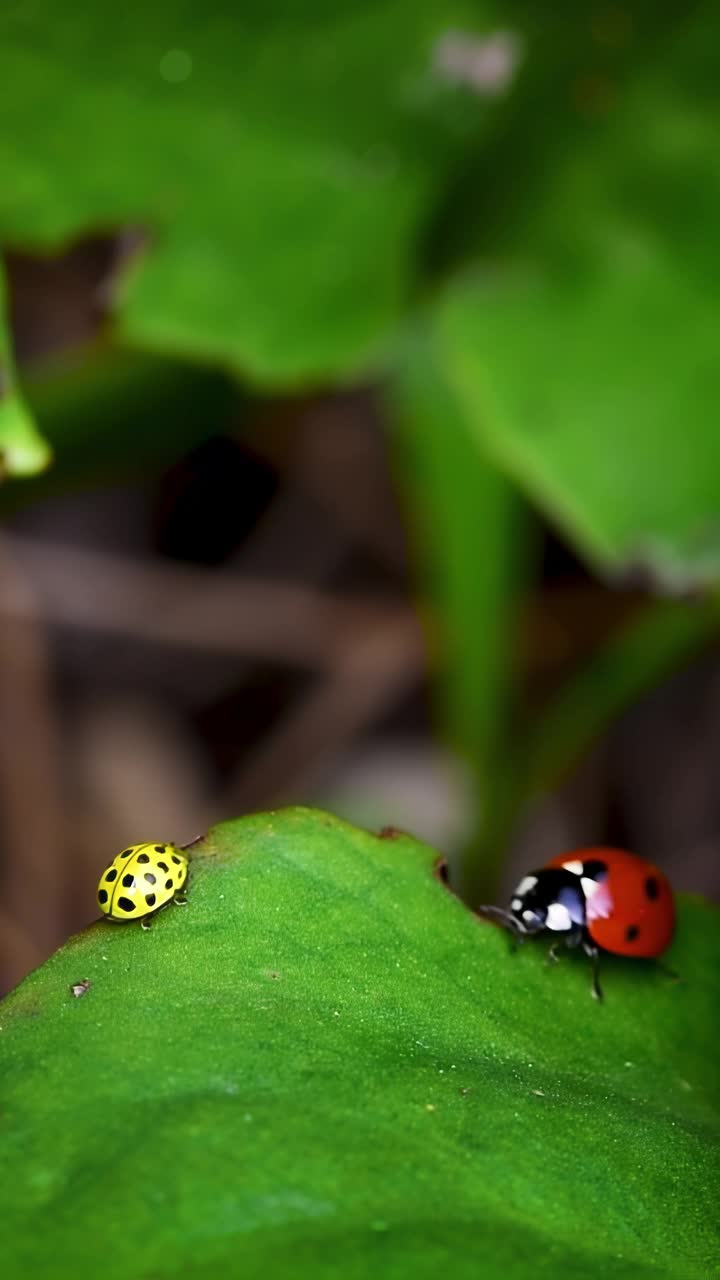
xmin=475 ymin=904 xmax=522 ymax=935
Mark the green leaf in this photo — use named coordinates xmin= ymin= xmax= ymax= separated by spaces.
xmin=0 ymin=346 xmax=239 ymax=510
xmin=389 ymin=335 xmax=523 ymax=763
xmin=0 ymin=262 xmax=51 ymax=476
xmin=2 ymin=808 xmax=717 ymax=1279
xmin=0 ymin=3 xmax=499 ymax=384
xmin=389 ymin=334 xmax=525 ymax=898
xmin=435 ymin=7 xmax=720 ymax=587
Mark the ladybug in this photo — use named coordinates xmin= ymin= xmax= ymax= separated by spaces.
xmin=97 ymin=842 xmax=189 ymax=929
xmin=478 ymin=847 xmax=675 ymax=1000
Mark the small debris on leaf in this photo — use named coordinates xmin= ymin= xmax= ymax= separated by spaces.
xmin=70 ymin=979 xmax=91 ymax=999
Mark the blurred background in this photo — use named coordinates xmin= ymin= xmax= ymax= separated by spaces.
xmin=1 ymin=4 xmax=719 ymax=992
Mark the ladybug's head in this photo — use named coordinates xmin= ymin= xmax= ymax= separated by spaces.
xmin=508 ymin=868 xmax=588 ymax=936
xmin=508 ymin=873 xmax=550 ymax=934
xmin=477 ymin=868 xmax=587 ymax=939
xmin=476 ymin=872 xmax=552 ymax=937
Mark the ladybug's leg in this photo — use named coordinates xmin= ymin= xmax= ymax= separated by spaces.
xmin=547 ymin=927 xmax=583 ymax=966
xmin=564 ymin=930 xmax=584 ymax=951
xmin=140 ymin=916 xmax=153 ymax=932
xmin=582 ymin=940 xmax=603 ymax=1002
xmin=503 ymin=919 xmax=524 ymax=955
xmin=501 ymin=923 xmax=524 ymax=955
xmin=173 ymin=891 xmax=188 ymax=906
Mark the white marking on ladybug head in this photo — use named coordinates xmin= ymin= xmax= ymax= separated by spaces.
xmin=581 ymin=876 xmax=602 ymax=898
xmin=562 ymin=860 xmax=584 ymax=877
xmin=545 ymin=902 xmax=573 ymax=932
xmin=515 ymin=875 xmax=538 ymax=897
xmin=511 ymin=897 xmax=522 ymax=910
xmin=522 ymin=909 xmax=537 ymax=924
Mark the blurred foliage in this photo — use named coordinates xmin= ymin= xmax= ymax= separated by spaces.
xmin=0 ymin=347 xmax=240 ymax=513
xmin=1 ymin=3 xmax=719 ymax=889
xmin=520 ymin=597 xmax=720 ymax=798
xmin=469 ymin=595 xmax=720 ymax=901
xmin=391 ymin=333 xmax=525 ymax=897
xmin=0 ymin=1 xmax=500 ymax=382
xmin=434 ymin=7 xmax=720 ymax=588
xmin=0 ymin=263 xmax=52 ymax=475
xmin=2 ymin=809 xmax=718 ymax=1279
xmin=393 ymin=336 xmax=524 ymax=770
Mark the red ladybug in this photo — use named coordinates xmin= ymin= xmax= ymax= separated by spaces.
xmin=478 ymin=847 xmax=675 ymax=1000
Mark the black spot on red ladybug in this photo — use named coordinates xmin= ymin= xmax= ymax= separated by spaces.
xmin=105 ymin=868 xmax=117 ymax=882
xmin=582 ymin=860 xmax=609 ymax=881
xmin=137 ymin=853 xmax=150 ymax=864
xmin=155 ymin=845 xmax=166 ymax=853
xmin=157 ymin=861 xmax=169 ymax=872
xmin=122 ymin=873 xmax=135 ymax=888
xmin=625 ymin=924 xmax=640 ymax=942
xmin=165 ymin=878 xmax=173 ymax=890
xmin=645 ymin=876 xmax=659 ymax=900
xmin=145 ymin=893 xmax=156 ymax=907
xmin=120 ymin=849 xmax=133 ymax=858
xmin=144 ymin=872 xmax=157 ymax=885
xmin=98 ymin=889 xmax=108 ymax=905
xmin=117 ymin=896 xmax=135 ymax=913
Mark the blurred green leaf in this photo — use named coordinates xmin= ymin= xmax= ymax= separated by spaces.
xmin=2 ymin=808 xmax=718 ymax=1279
xmin=25 ymin=349 xmax=238 ymax=464
xmin=0 ymin=3 xmax=500 ymax=384
xmin=0 ymin=346 xmax=241 ymax=515
xmin=0 ymin=263 xmax=51 ymax=476
xmin=390 ymin=335 xmax=523 ymax=767
xmin=389 ymin=335 xmax=524 ymax=897
xmin=434 ymin=8 xmax=720 ymax=587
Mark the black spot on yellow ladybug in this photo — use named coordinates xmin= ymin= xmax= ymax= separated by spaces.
xmin=96 ymin=842 xmax=189 ymax=924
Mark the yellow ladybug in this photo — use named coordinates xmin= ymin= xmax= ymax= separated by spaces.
xmin=97 ymin=842 xmax=189 ymax=929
